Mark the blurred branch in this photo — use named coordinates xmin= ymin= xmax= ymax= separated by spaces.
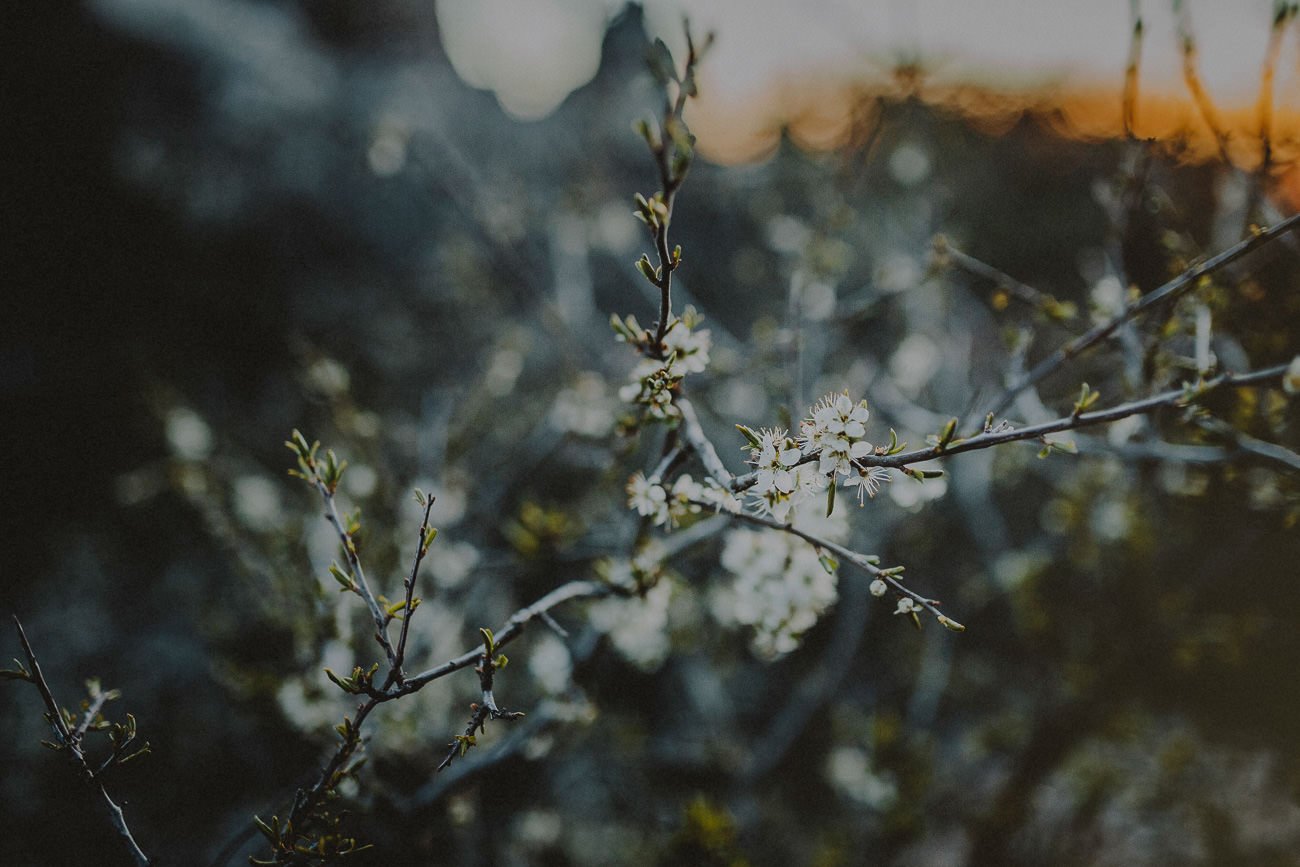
xmin=1123 ymin=0 xmax=1143 ymax=138
xmin=1174 ymin=0 xmax=1231 ymax=162
xmin=1193 ymin=415 xmax=1300 ymax=472
xmin=934 ymin=236 xmax=1080 ymax=326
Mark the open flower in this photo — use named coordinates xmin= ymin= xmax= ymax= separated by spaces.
xmin=744 ymin=428 xmax=800 ymax=519
xmin=800 ymin=393 xmax=874 ymax=477
xmin=626 ymin=472 xmax=669 ymax=525
xmin=845 ymin=466 xmax=891 ymax=505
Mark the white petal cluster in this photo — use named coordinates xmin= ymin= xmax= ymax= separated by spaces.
xmin=745 ymin=427 xmax=826 ymax=522
xmin=625 ymin=472 xmax=716 ymax=527
xmin=618 ymin=359 xmax=681 ymax=420
xmin=744 ymin=392 xmax=895 ymax=522
xmin=800 ymin=392 xmax=873 ymax=475
xmin=660 ymin=316 xmax=711 ymax=374
xmin=712 ymin=511 xmax=847 ymax=658
xmin=617 ymin=313 xmax=712 ymax=419
xmin=800 ymin=392 xmax=894 ymax=508
xmin=588 ymin=578 xmax=674 ymax=671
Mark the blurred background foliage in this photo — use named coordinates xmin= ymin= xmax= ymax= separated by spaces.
xmin=5 ymin=1 xmax=1300 ymax=865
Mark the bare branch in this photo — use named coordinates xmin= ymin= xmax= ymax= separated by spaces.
xmin=386 ymin=494 xmax=438 ymax=689
xmin=398 ymin=580 xmax=611 ymax=694
xmin=986 ymin=216 xmax=1300 ymax=416
xmin=316 ymin=480 xmax=399 ymax=670
xmin=12 ymin=617 xmax=151 ymax=867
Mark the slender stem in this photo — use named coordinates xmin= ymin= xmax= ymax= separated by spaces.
xmin=730 ymin=364 xmax=1291 ymax=491
xmin=676 ymin=397 xmax=734 ymax=486
xmin=71 ymin=691 xmax=111 ymax=744
xmin=316 ymin=480 xmax=398 ymax=669
xmin=13 ymin=617 xmax=151 ymax=867
xmin=714 ymin=509 xmax=959 ymax=627
xmin=987 ymin=213 xmax=1300 ymax=417
xmin=398 ymin=580 xmax=611 ymax=694
xmin=1194 ymin=415 xmax=1300 ymax=472
xmin=1174 ymin=0 xmax=1231 ymax=162
xmin=1122 ymin=0 xmax=1143 ymax=138
xmin=386 ymin=495 xmax=438 ymax=689
xmin=939 ymin=240 xmax=1079 ymax=324
xmin=278 ymin=578 xmax=609 ymax=846
xmin=874 ymin=364 xmax=1290 ymax=468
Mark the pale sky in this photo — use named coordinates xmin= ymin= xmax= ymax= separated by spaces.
xmin=437 ymin=0 xmax=1300 ymax=164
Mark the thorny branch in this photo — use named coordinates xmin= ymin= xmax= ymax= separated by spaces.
xmin=11 ymin=617 xmax=151 ymax=867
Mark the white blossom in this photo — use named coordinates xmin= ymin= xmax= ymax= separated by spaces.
xmin=712 ymin=510 xmax=847 ymax=658
xmin=617 ymin=310 xmax=711 ymax=418
xmin=661 ymin=316 xmax=711 ymax=374
xmin=844 ymin=465 xmax=892 ymax=506
xmin=588 ymin=579 xmax=674 ymax=671
xmin=869 ymin=579 xmax=888 ymax=597
xmin=626 ymin=472 xmax=669 ymax=525
xmin=799 ymin=392 xmax=874 ymax=477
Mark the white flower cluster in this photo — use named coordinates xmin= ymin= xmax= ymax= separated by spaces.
xmin=745 ymin=427 xmax=826 ymax=522
xmin=746 ymin=392 xmax=893 ymax=521
xmin=626 ymin=472 xmax=740 ymax=527
xmin=617 ymin=360 xmax=681 ymax=420
xmin=615 ymin=308 xmax=712 ymax=420
xmin=712 ymin=511 xmax=847 ymax=658
xmin=588 ymin=577 xmax=675 ymax=671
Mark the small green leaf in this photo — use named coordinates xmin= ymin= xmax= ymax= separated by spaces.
xmin=818 ymin=553 xmax=838 ymax=575
xmin=937 ymin=418 xmax=958 ymax=450
xmin=495 ymin=654 xmax=509 ymax=669
xmin=479 ymin=627 xmax=495 ymax=655
xmin=636 ymin=254 xmax=658 ymax=283
xmin=937 ymin=614 xmax=966 ymax=633
xmin=826 ymin=479 xmax=837 ymax=517
xmin=735 ymin=424 xmax=762 ymax=449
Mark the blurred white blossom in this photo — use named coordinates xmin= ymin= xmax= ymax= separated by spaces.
xmin=589 ymin=579 xmax=674 ymax=671
xmin=713 ymin=510 xmax=846 ymax=658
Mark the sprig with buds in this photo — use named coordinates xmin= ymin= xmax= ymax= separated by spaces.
xmin=6 ymin=617 xmax=152 ymax=866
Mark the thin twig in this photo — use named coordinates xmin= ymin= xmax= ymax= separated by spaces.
xmin=397 ymin=580 xmax=611 ymax=694
xmin=938 ymin=239 xmax=1080 ymax=325
xmin=274 ymin=578 xmax=610 ymax=857
xmin=12 ymin=617 xmax=151 ymax=867
xmin=730 ymin=363 xmax=1292 ymax=491
xmin=1174 ymin=0 xmax=1231 ymax=162
xmin=316 ymin=479 xmax=398 ymax=670
xmin=1193 ymin=415 xmax=1300 ymax=472
xmin=987 ymin=215 xmax=1300 ymax=416
xmin=708 ymin=508 xmax=961 ymax=628
xmin=1123 ymin=0 xmax=1143 ymax=138
xmin=385 ymin=494 xmax=438 ymax=689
